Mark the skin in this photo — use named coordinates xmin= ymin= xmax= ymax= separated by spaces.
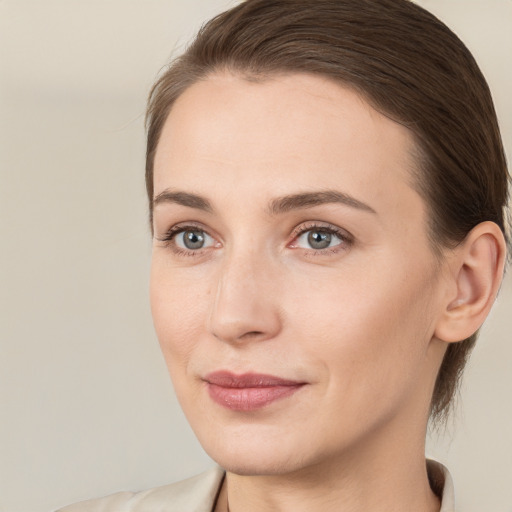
xmin=150 ymin=72 xmax=505 ymax=512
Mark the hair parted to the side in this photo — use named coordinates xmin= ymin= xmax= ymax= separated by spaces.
xmin=145 ymin=0 xmax=510 ymax=422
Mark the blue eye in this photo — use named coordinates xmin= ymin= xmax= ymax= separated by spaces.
xmin=308 ymin=230 xmax=336 ymax=249
xmin=175 ymin=229 xmax=215 ymax=250
xmin=296 ymin=228 xmax=343 ymax=250
xmin=289 ymin=222 xmax=353 ymax=254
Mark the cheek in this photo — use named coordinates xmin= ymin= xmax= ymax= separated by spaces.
xmin=287 ymin=262 xmax=414 ymax=343
xmin=150 ymin=259 xmax=211 ymax=367
xmin=287 ymin=259 xmax=437 ymax=398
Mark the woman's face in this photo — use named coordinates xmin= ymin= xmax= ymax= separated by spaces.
xmin=150 ymin=72 xmax=448 ymax=475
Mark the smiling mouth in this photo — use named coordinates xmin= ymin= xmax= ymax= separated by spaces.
xmin=204 ymin=371 xmax=306 ymax=411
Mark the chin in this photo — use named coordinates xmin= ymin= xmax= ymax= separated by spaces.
xmin=194 ymin=424 xmax=322 ymax=477
xmin=208 ymin=449 xmax=305 ymax=477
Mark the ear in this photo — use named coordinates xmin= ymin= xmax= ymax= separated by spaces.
xmin=434 ymin=221 xmax=507 ymax=343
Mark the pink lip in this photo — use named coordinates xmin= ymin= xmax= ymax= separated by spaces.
xmin=204 ymin=371 xmax=306 ymax=411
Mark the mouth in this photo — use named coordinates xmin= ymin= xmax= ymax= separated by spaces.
xmin=203 ymin=371 xmax=306 ymax=411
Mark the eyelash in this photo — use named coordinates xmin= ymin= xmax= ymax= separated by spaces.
xmin=156 ymin=222 xmax=213 ymax=258
xmin=290 ymin=222 xmax=354 ymax=256
xmin=156 ymin=221 xmax=353 ymax=257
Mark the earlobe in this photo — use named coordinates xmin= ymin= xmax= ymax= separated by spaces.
xmin=434 ymin=221 xmax=507 ymax=343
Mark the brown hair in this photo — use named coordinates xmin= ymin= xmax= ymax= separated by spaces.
xmin=145 ymin=0 xmax=510 ymax=421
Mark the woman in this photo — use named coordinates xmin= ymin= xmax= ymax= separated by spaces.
xmin=58 ymin=0 xmax=509 ymax=510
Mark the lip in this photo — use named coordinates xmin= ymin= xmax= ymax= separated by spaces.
xmin=204 ymin=371 xmax=306 ymax=411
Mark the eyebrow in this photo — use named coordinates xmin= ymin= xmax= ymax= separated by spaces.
xmin=268 ymin=190 xmax=377 ymax=215
xmin=153 ymin=190 xmax=213 ymax=212
xmin=152 ymin=189 xmax=376 ymax=215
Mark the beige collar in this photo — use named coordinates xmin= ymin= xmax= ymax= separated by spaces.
xmin=427 ymin=459 xmax=455 ymax=512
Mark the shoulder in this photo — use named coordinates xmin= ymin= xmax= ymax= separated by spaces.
xmin=55 ymin=467 xmax=225 ymax=512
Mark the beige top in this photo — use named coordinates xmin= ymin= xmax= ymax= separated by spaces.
xmin=55 ymin=460 xmax=455 ymax=512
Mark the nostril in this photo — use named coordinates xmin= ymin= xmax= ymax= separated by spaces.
xmin=242 ymin=331 xmax=265 ymax=339
xmin=211 ymin=329 xmax=266 ymax=343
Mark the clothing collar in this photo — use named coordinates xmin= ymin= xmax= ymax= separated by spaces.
xmin=427 ymin=459 xmax=455 ymax=512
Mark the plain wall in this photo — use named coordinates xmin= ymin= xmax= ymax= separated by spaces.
xmin=1 ymin=1 xmax=510 ymax=511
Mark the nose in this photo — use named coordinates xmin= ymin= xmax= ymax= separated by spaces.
xmin=207 ymin=248 xmax=282 ymax=345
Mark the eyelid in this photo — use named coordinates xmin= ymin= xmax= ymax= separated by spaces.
xmin=155 ymin=221 xmax=206 ymax=241
xmin=155 ymin=222 xmax=221 ymax=255
xmin=288 ymin=221 xmax=354 ymax=252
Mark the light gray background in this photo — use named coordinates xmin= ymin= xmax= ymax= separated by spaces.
xmin=1 ymin=1 xmax=511 ymax=511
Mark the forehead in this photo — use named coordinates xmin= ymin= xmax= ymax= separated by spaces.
xmin=153 ymin=72 xmax=423 ymax=226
